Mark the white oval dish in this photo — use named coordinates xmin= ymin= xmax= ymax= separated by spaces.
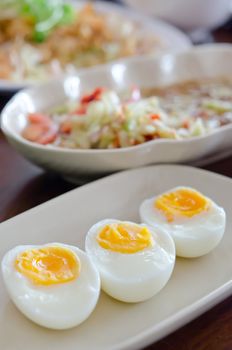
xmin=0 ymin=0 xmax=191 ymax=93
xmin=0 ymin=165 xmax=231 ymax=349
xmin=2 ymin=44 xmax=232 ymax=182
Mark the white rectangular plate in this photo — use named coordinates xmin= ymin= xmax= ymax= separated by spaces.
xmin=0 ymin=165 xmax=232 ymax=350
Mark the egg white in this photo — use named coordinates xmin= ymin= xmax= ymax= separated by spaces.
xmin=85 ymin=219 xmax=175 ymax=303
xmin=140 ymin=187 xmax=226 ymax=258
xmin=1 ymin=243 xmax=100 ymax=330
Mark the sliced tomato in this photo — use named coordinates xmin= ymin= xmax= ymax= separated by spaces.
xmin=28 ymin=113 xmax=51 ymax=125
xmin=22 ymin=121 xmax=57 ymax=145
xmin=182 ymin=120 xmax=190 ymax=129
xmin=22 ymin=124 xmax=45 ymax=142
xmin=150 ymin=114 xmax=160 ymax=121
xmin=72 ymin=105 xmax=87 ymax=115
xmin=60 ymin=120 xmax=72 ymax=133
xmin=81 ymin=88 xmax=103 ymax=104
xmin=37 ymin=127 xmax=58 ymax=145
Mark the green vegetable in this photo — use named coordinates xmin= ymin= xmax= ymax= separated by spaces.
xmin=123 ymin=120 xmax=133 ymax=132
xmin=202 ymin=99 xmax=232 ymax=113
xmin=0 ymin=0 xmax=75 ymax=42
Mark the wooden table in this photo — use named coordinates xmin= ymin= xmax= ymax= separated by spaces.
xmin=1 ymin=25 xmax=232 ymax=350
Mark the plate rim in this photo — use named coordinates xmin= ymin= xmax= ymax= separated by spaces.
xmin=1 ymin=163 xmax=232 ymax=224
xmin=111 ymin=281 xmax=232 ymax=350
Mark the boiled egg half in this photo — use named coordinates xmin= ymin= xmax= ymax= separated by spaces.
xmin=1 ymin=243 xmax=100 ymax=329
xmin=85 ymin=219 xmax=175 ymax=303
xmin=140 ymin=186 xmax=226 ymax=258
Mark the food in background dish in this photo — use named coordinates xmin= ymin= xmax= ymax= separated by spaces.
xmin=143 ymin=79 xmax=232 ymax=132
xmin=85 ymin=219 xmax=175 ymax=302
xmin=21 ymin=79 xmax=232 ymax=149
xmin=140 ymin=187 xmax=226 ymax=258
xmin=1 ymin=243 xmax=100 ymax=329
xmin=0 ymin=1 xmax=160 ymax=82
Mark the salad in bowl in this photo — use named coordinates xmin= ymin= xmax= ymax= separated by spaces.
xmin=0 ymin=0 xmax=190 ymax=87
xmin=2 ymin=45 xmax=232 ymax=181
xmin=21 ymin=81 xmax=232 ymax=150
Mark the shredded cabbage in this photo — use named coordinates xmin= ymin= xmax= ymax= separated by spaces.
xmin=22 ymin=84 xmax=232 ymax=149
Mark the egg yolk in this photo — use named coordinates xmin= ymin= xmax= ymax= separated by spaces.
xmin=97 ymin=223 xmax=153 ymax=254
xmin=154 ymin=188 xmax=210 ymax=222
xmin=15 ymin=246 xmax=80 ymax=285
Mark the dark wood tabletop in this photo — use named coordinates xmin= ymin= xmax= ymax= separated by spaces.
xmin=0 ymin=22 xmax=232 ymax=350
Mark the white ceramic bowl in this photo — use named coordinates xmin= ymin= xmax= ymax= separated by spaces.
xmin=123 ymin=0 xmax=232 ymax=31
xmin=2 ymin=44 xmax=232 ymax=182
xmin=0 ymin=0 xmax=191 ymax=93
